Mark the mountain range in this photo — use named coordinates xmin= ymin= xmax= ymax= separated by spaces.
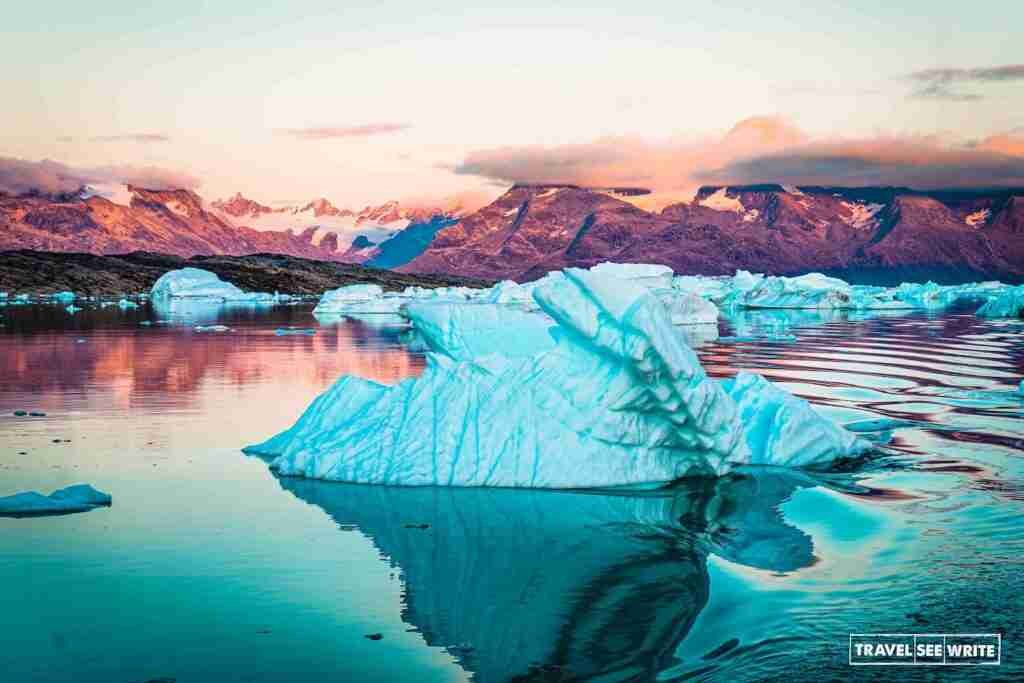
xmin=2 ymin=183 xmax=1022 ymax=284
xmin=0 ymin=185 xmax=460 ymax=268
xmin=401 ymin=184 xmax=1024 ymax=284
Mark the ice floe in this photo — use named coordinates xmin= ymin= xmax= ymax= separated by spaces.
xmin=0 ymin=484 xmax=112 ymax=517
xmin=246 ymin=268 xmax=870 ymax=488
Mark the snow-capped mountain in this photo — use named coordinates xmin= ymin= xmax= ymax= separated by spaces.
xmin=0 ymin=185 xmax=456 ymax=266
xmin=5 ymin=183 xmax=1021 ymax=282
xmin=400 ymin=183 xmax=1024 ymax=283
xmin=207 ymin=192 xmax=460 ymax=256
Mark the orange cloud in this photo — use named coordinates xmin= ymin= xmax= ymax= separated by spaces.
xmin=455 ymin=117 xmax=1024 ymax=197
xmin=975 ymin=130 xmax=1024 ymax=157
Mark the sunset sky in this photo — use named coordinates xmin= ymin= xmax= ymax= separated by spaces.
xmin=2 ymin=1 xmax=1023 ymax=206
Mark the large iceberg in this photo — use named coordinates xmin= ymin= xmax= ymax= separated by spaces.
xmin=0 ymin=484 xmax=112 ymax=517
xmin=246 ymin=268 xmax=869 ymax=487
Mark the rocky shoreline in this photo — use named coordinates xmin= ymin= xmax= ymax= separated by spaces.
xmin=0 ymin=250 xmax=492 ymax=297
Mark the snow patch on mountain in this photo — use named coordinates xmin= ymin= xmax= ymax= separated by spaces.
xmin=840 ymin=201 xmax=885 ymax=229
xmin=965 ymin=208 xmax=991 ymax=227
xmin=699 ymin=188 xmax=745 ymax=213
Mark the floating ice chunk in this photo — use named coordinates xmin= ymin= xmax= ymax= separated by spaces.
xmin=653 ymin=290 xmax=720 ymax=325
xmin=588 ymin=262 xmax=674 ymax=290
xmin=52 ymin=291 xmax=75 ymax=303
xmin=739 ymin=273 xmax=853 ymax=309
xmin=402 ymin=285 xmax=479 ymax=302
xmin=193 ymin=324 xmax=230 ymax=332
xmin=275 ymin=327 xmax=316 ymax=336
xmin=151 ymin=268 xmax=257 ymax=301
xmin=672 ymin=275 xmax=733 ymax=302
xmin=0 ymin=484 xmax=112 ymax=517
xmin=117 ymin=298 xmax=138 ymax=309
xmin=313 ymin=284 xmax=386 ymax=314
xmin=65 ymin=304 xmax=82 ymax=313
xmin=976 ymin=285 xmax=1024 ymax=319
xmin=480 ymin=280 xmax=536 ymax=308
xmin=246 ymin=268 xmax=870 ymax=487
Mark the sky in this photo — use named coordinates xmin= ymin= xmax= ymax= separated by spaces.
xmin=1 ymin=1 xmax=1022 ymax=207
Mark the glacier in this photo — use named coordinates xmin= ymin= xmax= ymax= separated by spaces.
xmin=0 ymin=484 xmax=112 ymax=517
xmin=246 ymin=268 xmax=870 ymax=488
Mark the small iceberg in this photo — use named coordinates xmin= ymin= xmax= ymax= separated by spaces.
xmin=654 ymin=291 xmax=719 ymax=325
xmin=150 ymin=267 xmax=272 ymax=302
xmin=275 ymin=327 xmax=316 ymax=336
xmin=0 ymin=484 xmax=112 ymax=517
xmin=587 ymin=262 xmax=675 ymax=290
xmin=52 ymin=291 xmax=76 ymax=303
xmin=976 ymin=285 xmax=1024 ymax=319
xmin=736 ymin=273 xmax=855 ymax=310
xmin=313 ymin=284 xmax=398 ymax=315
xmin=65 ymin=304 xmax=82 ymax=313
xmin=193 ymin=324 xmax=230 ymax=333
xmin=117 ymin=298 xmax=138 ymax=309
xmin=246 ymin=268 xmax=870 ymax=488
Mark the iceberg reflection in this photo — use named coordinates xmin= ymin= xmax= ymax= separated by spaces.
xmin=276 ymin=467 xmax=819 ymax=682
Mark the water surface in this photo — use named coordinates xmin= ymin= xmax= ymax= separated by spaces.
xmin=1 ymin=301 xmax=1021 ymax=682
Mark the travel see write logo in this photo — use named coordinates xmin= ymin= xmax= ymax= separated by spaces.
xmin=849 ymin=634 xmax=1001 ymax=666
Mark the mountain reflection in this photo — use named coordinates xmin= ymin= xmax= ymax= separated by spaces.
xmin=277 ymin=468 xmax=818 ymax=682
xmin=0 ymin=307 xmax=424 ymax=411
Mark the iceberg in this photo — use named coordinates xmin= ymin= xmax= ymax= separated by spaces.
xmin=52 ymin=291 xmax=76 ymax=303
xmin=150 ymin=267 xmax=272 ymax=302
xmin=117 ymin=298 xmax=138 ymax=309
xmin=738 ymin=273 xmax=854 ymax=310
xmin=313 ymin=284 xmax=382 ymax=312
xmin=976 ymin=285 xmax=1024 ymax=318
xmin=479 ymin=279 xmax=538 ymax=309
xmin=587 ymin=261 xmax=674 ymax=290
xmin=654 ymin=290 xmax=719 ymax=325
xmin=246 ymin=268 xmax=869 ymax=488
xmin=0 ymin=484 xmax=112 ymax=517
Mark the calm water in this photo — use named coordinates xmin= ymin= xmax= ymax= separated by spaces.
xmin=0 ymin=301 xmax=1021 ymax=682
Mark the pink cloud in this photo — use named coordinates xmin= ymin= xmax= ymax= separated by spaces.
xmin=0 ymin=157 xmax=200 ymax=196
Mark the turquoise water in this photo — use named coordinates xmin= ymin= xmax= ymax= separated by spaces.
xmin=0 ymin=302 xmax=1021 ymax=682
